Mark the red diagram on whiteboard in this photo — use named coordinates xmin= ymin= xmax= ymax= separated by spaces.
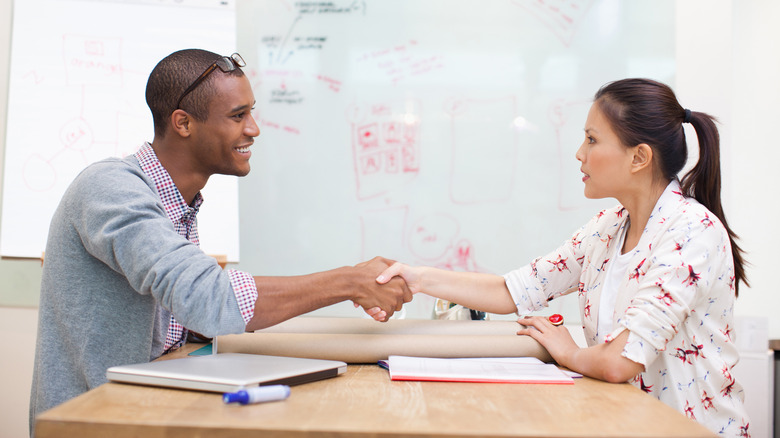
xmin=63 ymin=34 xmax=123 ymax=86
xmin=361 ymin=209 xmax=490 ymax=276
xmin=350 ymin=102 xmax=421 ymax=199
xmin=21 ymin=35 xmax=129 ymax=192
xmin=434 ymin=239 xmax=490 ymax=274
xmin=511 ymin=0 xmax=594 ymax=46
xmin=407 ymin=213 xmax=490 ymax=273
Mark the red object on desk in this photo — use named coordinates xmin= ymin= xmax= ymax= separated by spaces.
xmin=548 ymin=314 xmax=564 ymax=326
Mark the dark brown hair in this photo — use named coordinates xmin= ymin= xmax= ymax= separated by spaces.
xmin=594 ymin=78 xmax=748 ymax=295
xmin=145 ymin=49 xmax=245 ymax=137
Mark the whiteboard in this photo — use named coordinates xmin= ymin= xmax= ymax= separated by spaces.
xmin=235 ymin=0 xmax=676 ymax=319
xmin=1 ymin=0 xmax=240 ymax=260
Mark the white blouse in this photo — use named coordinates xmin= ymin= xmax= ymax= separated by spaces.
xmin=504 ymin=180 xmax=750 ymax=438
xmin=597 ymin=226 xmax=631 ymax=339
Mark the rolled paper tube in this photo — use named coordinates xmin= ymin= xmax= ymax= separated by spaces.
xmin=254 ymin=317 xmax=523 ymax=335
xmin=216 ymin=318 xmax=553 ymax=364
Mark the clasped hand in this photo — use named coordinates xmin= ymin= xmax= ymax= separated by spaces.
xmin=351 ymin=257 xmax=413 ymax=322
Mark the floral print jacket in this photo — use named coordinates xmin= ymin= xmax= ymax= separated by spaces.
xmin=504 ymin=180 xmax=750 ymax=437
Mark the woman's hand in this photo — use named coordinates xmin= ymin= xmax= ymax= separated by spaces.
xmin=356 ymin=262 xmax=422 ymax=321
xmin=376 ymin=262 xmax=423 ymax=294
xmin=516 ymin=316 xmax=580 ymax=368
xmin=518 ymin=317 xmax=645 ymax=383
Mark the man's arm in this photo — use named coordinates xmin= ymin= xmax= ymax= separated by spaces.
xmin=245 ymin=257 xmax=412 ymax=331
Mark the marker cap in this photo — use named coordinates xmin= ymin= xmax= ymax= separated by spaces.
xmin=223 ymin=385 xmax=291 ymax=405
xmin=223 ymin=390 xmax=249 ymax=404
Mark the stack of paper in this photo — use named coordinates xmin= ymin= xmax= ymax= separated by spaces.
xmin=382 ymin=356 xmax=575 ymax=384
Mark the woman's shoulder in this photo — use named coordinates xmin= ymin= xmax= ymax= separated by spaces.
xmin=664 ymin=193 xmax=726 ymax=235
xmin=650 ymin=197 xmax=732 ymax=265
xmin=568 ymin=204 xmax=627 ymax=248
xmin=581 ymin=204 xmax=627 ymax=231
xmin=655 ymin=180 xmax=722 ymax=225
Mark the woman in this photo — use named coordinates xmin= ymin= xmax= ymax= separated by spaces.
xmin=374 ymin=78 xmax=750 ymax=437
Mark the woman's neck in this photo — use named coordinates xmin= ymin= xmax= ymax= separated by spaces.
xmin=619 ymin=180 xmax=669 ymax=254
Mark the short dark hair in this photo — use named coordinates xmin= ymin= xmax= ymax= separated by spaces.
xmin=145 ymin=49 xmax=245 ymax=137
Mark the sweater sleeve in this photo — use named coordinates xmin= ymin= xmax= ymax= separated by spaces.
xmin=68 ymin=159 xmax=248 ymax=337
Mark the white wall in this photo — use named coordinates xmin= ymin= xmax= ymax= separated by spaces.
xmin=0 ymin=2 xmax=36 ymax=437
xmin=673 ymin=0 xmax=780 ymax=339
xmin=0 ymin=307 xmax=37 ymax=438
xmin=728 ymin=0 xmax=780 ymax=339
xmin=1 ymin=1 xmax=779 ymax=437
xmin=724 ymin=2 xmax=780 ymax=434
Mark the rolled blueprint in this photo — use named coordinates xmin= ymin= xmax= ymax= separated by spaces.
xmin=215 ymin=317 xmax=553 ymax=363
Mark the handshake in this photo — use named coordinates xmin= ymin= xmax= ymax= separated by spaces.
xmin=247 ymin=254 xmax=507 ymax=330
xmin=246 ymin=255 xmax=431 ymax=331
xmin=346 ymin=255 xmax=515 ymax=323
xmin=349 ymin=256 xmax=419 ymax=322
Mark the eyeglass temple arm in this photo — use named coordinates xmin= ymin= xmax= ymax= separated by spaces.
xmin=176 ymin=63 xmax=220 ymax=109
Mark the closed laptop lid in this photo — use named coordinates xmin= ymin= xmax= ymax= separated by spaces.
xmin=106 ymin=353 xmax=347 ymax=393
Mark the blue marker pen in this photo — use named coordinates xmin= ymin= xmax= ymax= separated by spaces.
xmin=223 ymin=384 xmax=291 ymax=405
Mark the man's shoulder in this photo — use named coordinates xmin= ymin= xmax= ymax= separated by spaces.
xmin=65 ymin=155 xmax=156 ymax=202
xmin=78 ymin=155 xmax=140 ymax=176
xmin=73 ymin=155 xmax=149 ymax=186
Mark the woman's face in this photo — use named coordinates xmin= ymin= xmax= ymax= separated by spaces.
xmin=575 ymin=103 xmax=635 ymax=200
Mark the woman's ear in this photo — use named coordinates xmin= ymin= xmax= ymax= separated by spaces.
xmin=169 ymin=109 xmax=192 ymax=138
xmin=631 ymin=143 xmax=653 ymax=173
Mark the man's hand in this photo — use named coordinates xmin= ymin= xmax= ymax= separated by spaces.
xmin=248 ymin=257 xmax=413 ymax=331
xmin=350 ymin=256 xmax=412 ymax=321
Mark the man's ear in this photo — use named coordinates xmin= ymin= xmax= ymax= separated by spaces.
xmin=170 ymin=109 xmax=192 ymax=138
xmin=631 ymin=143 xmax=653 ymax=173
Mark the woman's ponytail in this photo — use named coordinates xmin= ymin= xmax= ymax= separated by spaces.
xmin=680 ymin=111 xmax=749 ymax=295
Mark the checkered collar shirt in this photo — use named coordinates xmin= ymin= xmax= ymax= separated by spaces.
xmin=134 ymin=143 xmax=258 ymax=352
xmin=136 ymin=143 xmax=204 ymax=243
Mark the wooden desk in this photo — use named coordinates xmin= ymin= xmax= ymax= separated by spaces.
xmin=35 ymin=344 xmax=715 ymax=438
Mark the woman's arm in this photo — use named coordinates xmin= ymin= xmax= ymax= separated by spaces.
xmin=517 ymin=317 xmax=644 ymax=383
xmin=376 ymin=263 xmax=518 ymax=315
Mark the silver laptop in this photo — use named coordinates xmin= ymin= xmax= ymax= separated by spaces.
xmin=106 ymin=353 xmax=347 ymax=393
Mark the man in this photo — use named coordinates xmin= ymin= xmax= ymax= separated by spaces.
xmin=29 ymin=49 xmax=411 ymax=427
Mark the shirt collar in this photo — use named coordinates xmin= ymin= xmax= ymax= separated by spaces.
xmin=134 ymin=142 xmax=203 ymax=223
xmin=652 ymin=179 xmax=685 ymax=218
xmin=637 ymin=179 xmax=686 ymax=240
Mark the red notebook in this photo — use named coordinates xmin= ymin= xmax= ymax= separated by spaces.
xmin=385 ymin=356 xmax=574 ymax=384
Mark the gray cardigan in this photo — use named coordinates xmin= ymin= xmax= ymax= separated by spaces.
xmin=29 ymin=155 xmax=247 ymax=427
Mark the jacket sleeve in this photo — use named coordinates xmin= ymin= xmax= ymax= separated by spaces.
xmin=618 ymin=209 xmax=734 ymax=367
xmin=503 ymin=222 xmax=589 ymax=315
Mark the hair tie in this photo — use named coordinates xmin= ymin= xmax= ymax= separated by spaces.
xmin=683 ymin=108 xmax=692 ymax=124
